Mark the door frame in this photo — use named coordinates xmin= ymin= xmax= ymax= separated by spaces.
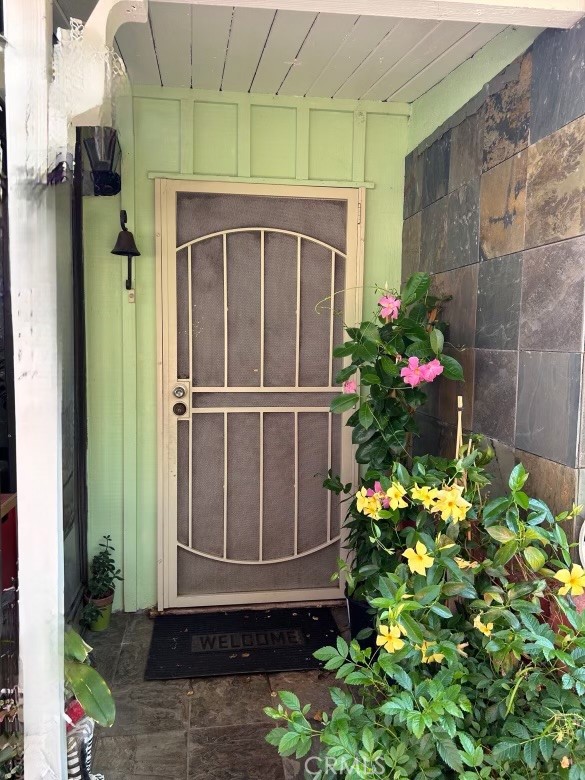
xmin=155 ymin=179 xmax=365 ymax=610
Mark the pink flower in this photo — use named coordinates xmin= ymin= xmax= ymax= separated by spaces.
xmin=420 ymin=359 xmax=444 ymax=382
xmin=378 ymin=295 xmax=401 ymax=321
xmin=342 ymin=379 xmax=357 ymax=394
xmin=366 ymin=482 xmax=389 ymax=508
xmin=400 ymin=356 xmax=426 ymax=387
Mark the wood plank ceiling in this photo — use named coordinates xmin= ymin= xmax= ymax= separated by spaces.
xmin=55 ymin=1 xmax=513 ymax=102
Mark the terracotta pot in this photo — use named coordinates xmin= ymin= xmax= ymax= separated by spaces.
xmin=84 ymin=590 xmax=114 ymax=632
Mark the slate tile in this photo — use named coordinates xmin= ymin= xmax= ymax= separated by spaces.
xmin=438 ymin=345 xmax=474 ymax=430
xmin=189 ymin=673 xmax=272 ymax=729
xmin=531 ymin=21 xmax=585 ymax=144
xmin=483 ymin=440 xmax=518 ymax=499
xmin=93 ymin=730 xmax=187 ymax=778
xmin=413 ymin=414 xmax=458 ymax=460
xmin=516 ymin=450 xmax=578 ymax=519
xmin=580 ymin=359 xmax=585 ymax=467
xmin=188 ymin=723 xmax=284 ymax=780
xmin=107 ymin=679 xmax=192 ymax=736
xmin=520 ymin=236 xmax=585 ymax=351
xmin=113 ymin=640 xmax=149 ymax=687
xmin=443 ymin=179 xmax=480 ymax=271
xmin=516 ymin=351 xmax=582 ymax=467
xmin=432 ymin=263 xmax=478 ymax=347
xmin=422 ymin=132 xmax=451 ymax=208
xmin=525 ymin=116 xmax=585 ymax=248
xmin=401 ymin=211 xmax=421 ymax=282
xmin=480 ymin=152 xmax=527 ymax=260
xmin=476 ymin=253 xmax=522 ymax=350
xmin=420 ymin=197 xmax=447 ymax=274
xmin=483 ymin=53 xmax=531 ymax=172
xmin=473 ymin=349 xmax=518 ymax=445
xmin=449 ymin=113 xmax=483 ymax=192
xmin=404 ymin=149 xmax=423 ymax=218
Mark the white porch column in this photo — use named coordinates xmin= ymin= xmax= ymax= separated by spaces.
xmin=4 ymin=0 xmax=67 ymax=777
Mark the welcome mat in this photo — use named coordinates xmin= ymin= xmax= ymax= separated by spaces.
xmin=144 ymin=607 xmax=340 ymax=680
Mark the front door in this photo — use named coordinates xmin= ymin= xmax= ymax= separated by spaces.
xmin=157 ymin=181 xmax=362 ymax=608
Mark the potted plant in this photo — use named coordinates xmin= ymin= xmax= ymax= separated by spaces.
xmin=266 ymin=456 xmax=585 ymax=778
xmin=325 ymin=272 xmax=463 ymax=636
xmin=81 ymin=535 xmax=122 ymax=632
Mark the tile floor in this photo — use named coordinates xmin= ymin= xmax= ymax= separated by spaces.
xmin=88 ymin=608 xmax=349 ymax=780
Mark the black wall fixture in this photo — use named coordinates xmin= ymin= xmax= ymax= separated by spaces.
xmin=111 ymin=210 xmax=141 ymax=290
xmin=82 ymin=127 xmax=121 ymax=196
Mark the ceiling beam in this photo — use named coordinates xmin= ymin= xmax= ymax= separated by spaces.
xmin=153 ymin=0 xmax=584 ymax=28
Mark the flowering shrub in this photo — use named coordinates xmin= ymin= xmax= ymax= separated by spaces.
xmin=329 ymin=272 xmax=462 ymax=471
xmin=267 ymin=454 xmax=585 ymax=779
xmin=326 ymin=273 xmax=463 ymax=600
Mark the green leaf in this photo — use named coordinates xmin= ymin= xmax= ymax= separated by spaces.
xmin=360 ymin=372 xmax=381 ymax=386
xmin=439 ymin=354 xmax=464 ymax=381
xmin=335 ymin=365 xmax=357 ymax=383
xmin=359 ymin=402 xmax=374 ymax=430
xmin=64 ymin=659 xmax=116 ymax=727
xmin=523 ymin=546 xmax=546 ymax=571
xmin=278 ymin=732 xmax=301 ymax=757
xmin=330 ymin=394 xmax=359 ymax=413
xmin=332 ymin=342 xmax=356 ymax=358
xmin=523 ymin=739 xmax=539 ymax=769
xmin=64 ymin=628 xmax=91 ymax=662
xmin=539 ymin=736 xmax=554 ymax=762
xmin=380 ymin=356 xmax=399 ymax=377
xmin=362 ymin=727 xmax=375 ymax=753
xmin=486 ymin=526 xmax=516 ymax=544
xmin=494 ymin=540 xmax=518 ymax=566
xmin=336 ymin=636 xmax=349 ymax=658
xmin=279 ymin=691 xmax=301 ymax=710
xmin=509 ymin=463 xmax=528 ymax=492
xmin=313 ymin=645 xmax=338 ymax=662
xmin=429 ymin=328 xmax=444 ymax=355
xmin=402 ymin=273 xmax=431 ymax=306
xmin=435 ymin=735 xmax=464 ymax=773
xmin=483 ymin=496 xmax=512 ymax=524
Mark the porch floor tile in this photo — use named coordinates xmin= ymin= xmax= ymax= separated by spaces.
xmin=90 ymin=609 xmax=348 ymax=779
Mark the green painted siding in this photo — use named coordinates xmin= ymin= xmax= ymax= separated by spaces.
xmin=85 ymin=88 xmax=409 ymax=609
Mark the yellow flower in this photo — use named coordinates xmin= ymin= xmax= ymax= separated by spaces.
xmin=385 ymin=481 xmax=408 ymax=510
xmin=455 ymin=556 xmax=480 ymax=570
xmin=356 ymin=487 xmax=381 ymax=519
xmin=410 ymin=484 xmax=439 ymax=510
xmin=555 ymin=564 xmax=585 ymax=596
xmin=403 ymin=541 xmax=434 ymax=576
xmin=417 ymin=640 xmax=445 ymax=664
xmin=561 ymin=756 xmax=571 ymax=769
xmin=456 ymin=642 xmax=469 ymax=658
xmin=474 ymin=614 xmax=494 ymax=637
xmin=376 ymin=624 xmax=405 ymax=654
xmin=431 ymin=484 xmax=472 ymax=524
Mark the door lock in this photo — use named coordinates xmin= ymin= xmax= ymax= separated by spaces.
xmin=173 ymin=402 xmax=187 ymax=416
xmin=173 ymin=386 xmax=186 ymax=398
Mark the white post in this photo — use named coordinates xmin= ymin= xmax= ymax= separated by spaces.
xmin=5 ymin=0 xmax=67 ymax=777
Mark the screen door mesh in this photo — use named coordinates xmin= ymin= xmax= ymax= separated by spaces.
xmin=173 ymin=192 xmax=349 ymax=598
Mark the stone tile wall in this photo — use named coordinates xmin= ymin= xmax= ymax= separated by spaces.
xmin=402 ymin=22 xmax=585 ymax=543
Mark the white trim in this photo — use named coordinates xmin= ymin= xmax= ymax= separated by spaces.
xmin=151 ymin=0 xmax=584 ymax=28
xmin=5 ymin=0 xmax=67 ymax=775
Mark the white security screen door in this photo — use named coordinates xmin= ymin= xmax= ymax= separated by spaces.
xmin=157 ymin=181 xmax=362 ymax=608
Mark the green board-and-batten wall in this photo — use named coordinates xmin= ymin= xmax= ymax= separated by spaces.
xmin=84 ymin=88 xmax=410 ymax=610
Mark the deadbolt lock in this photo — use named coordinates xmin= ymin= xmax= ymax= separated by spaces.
xmin=173 ymin=402 xmax=187 ymax=416
xmin=173 ymin=386 xmax=186 ymax=398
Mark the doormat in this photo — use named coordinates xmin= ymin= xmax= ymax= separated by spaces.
xmin=144 ymin=607 xmax=340 ymax=680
